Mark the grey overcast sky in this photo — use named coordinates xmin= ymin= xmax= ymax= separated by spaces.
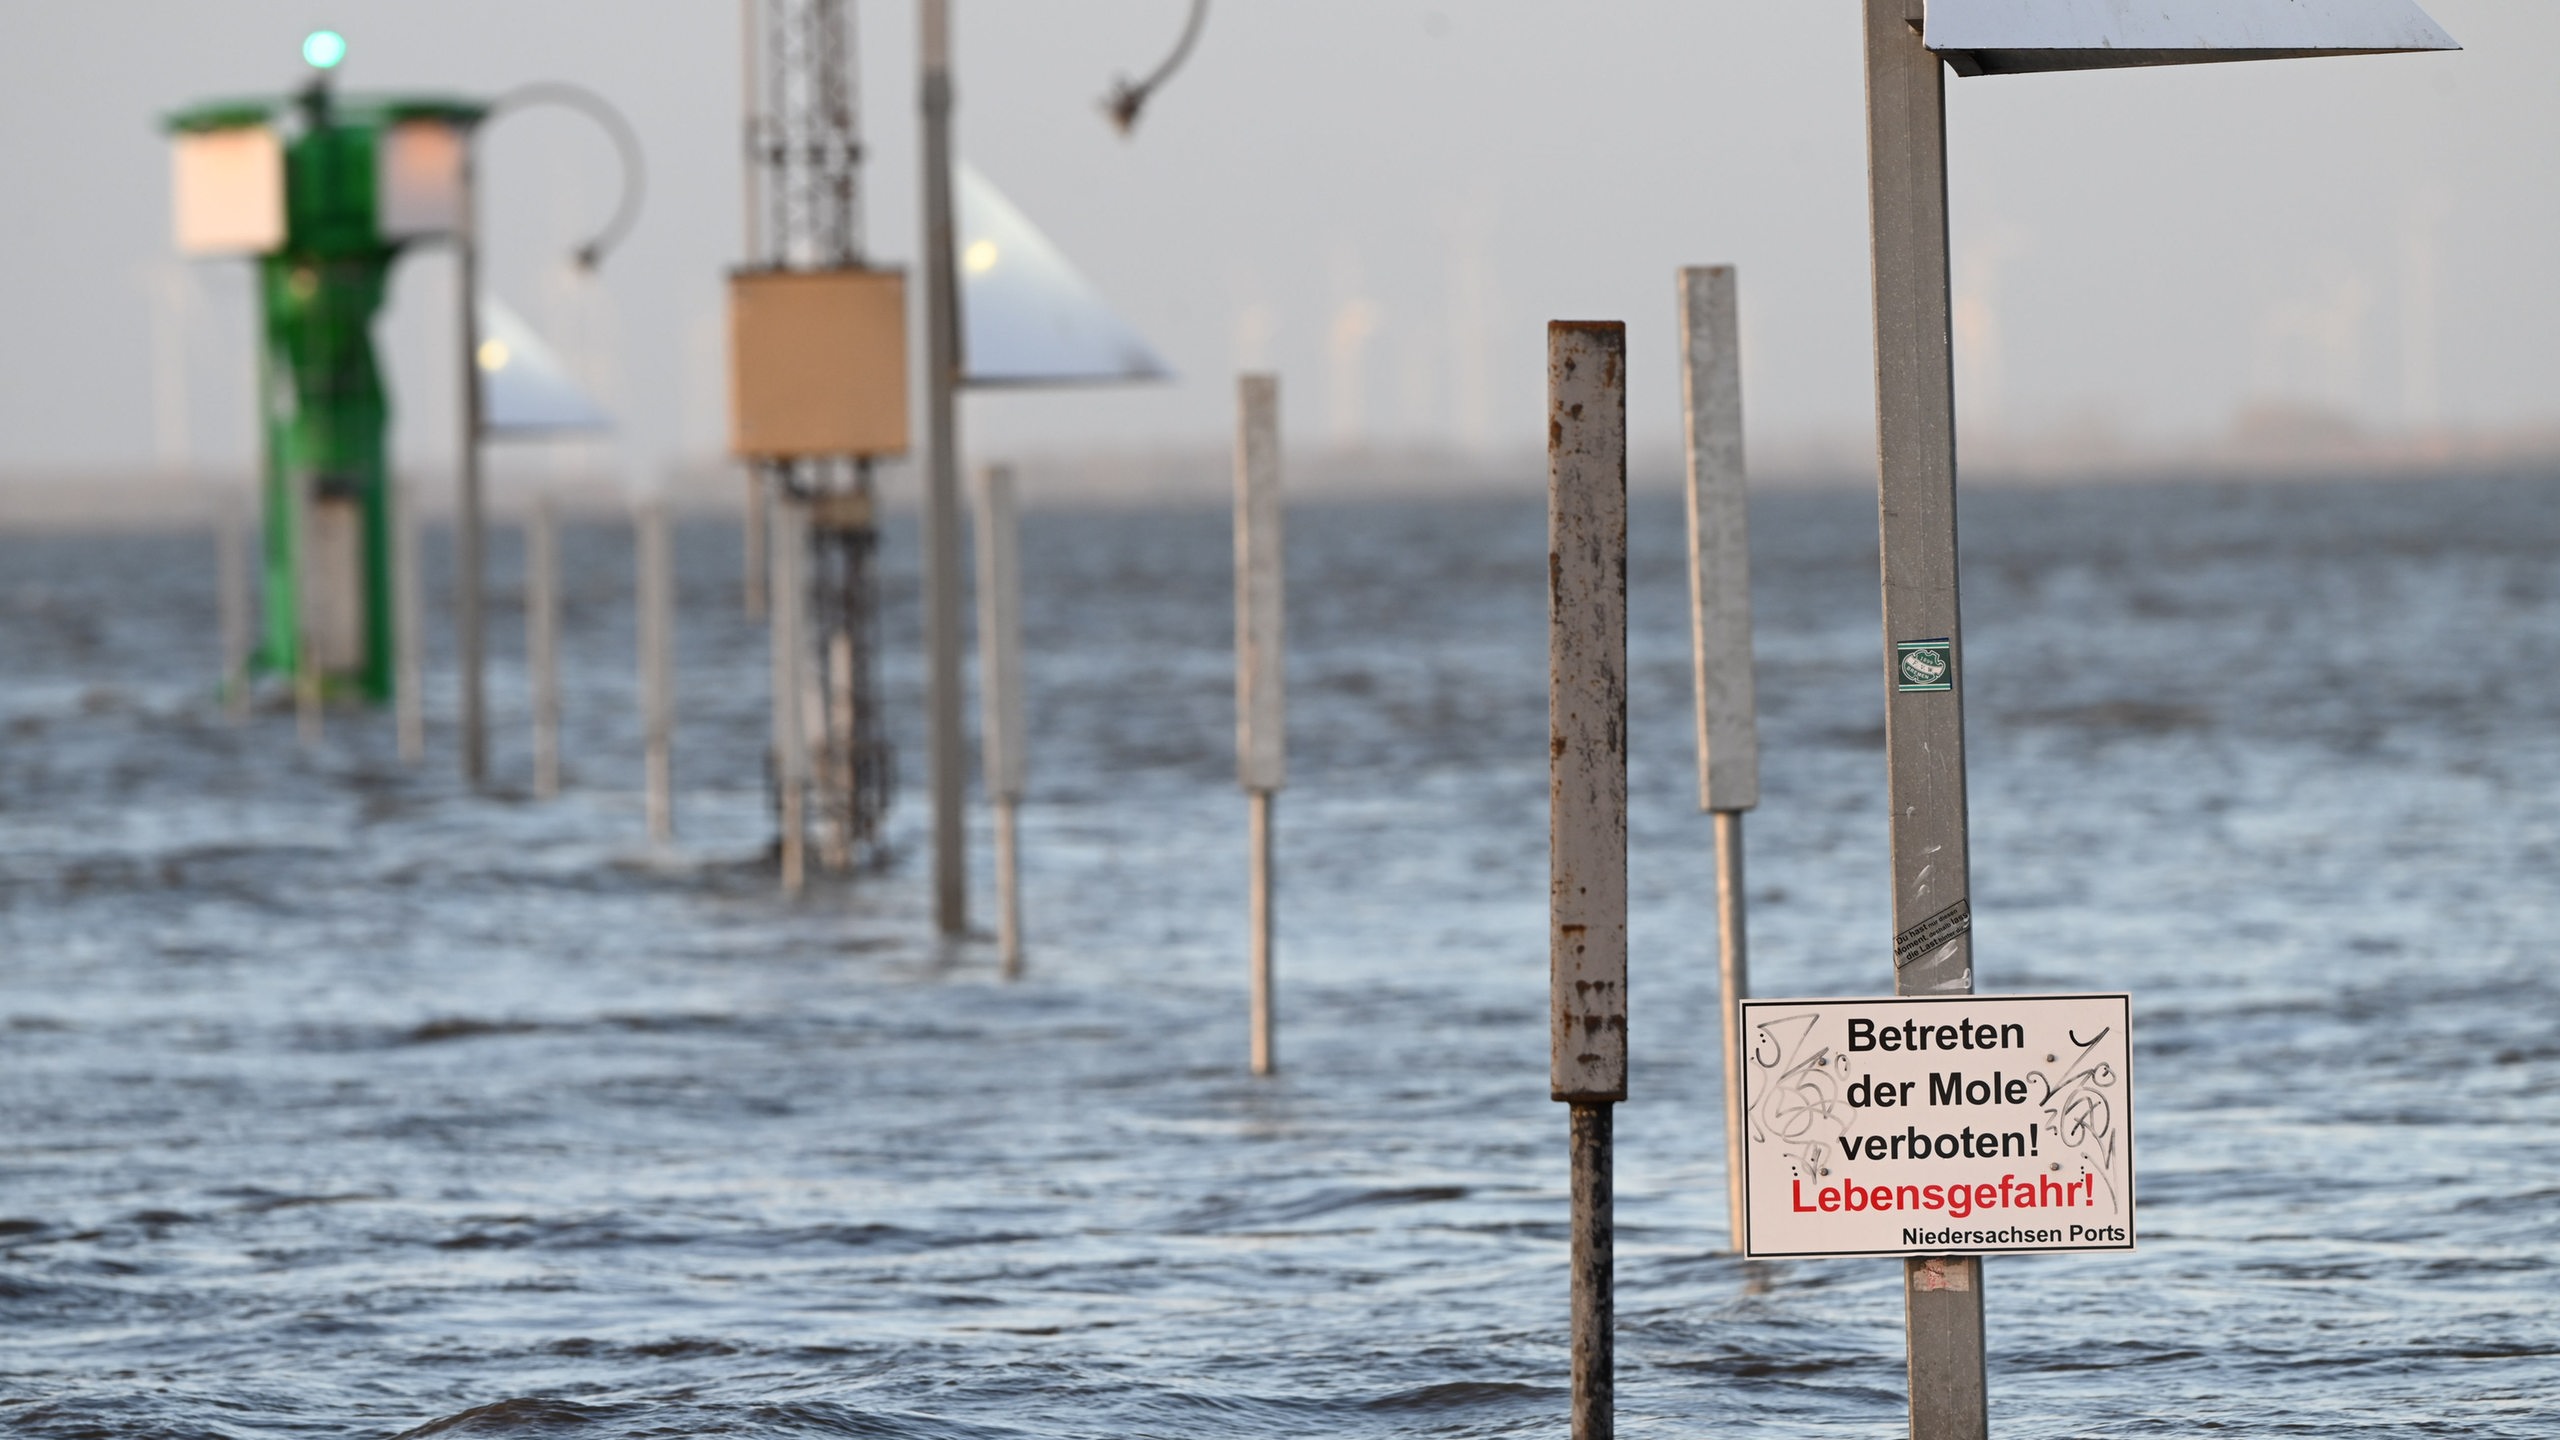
xmin=0 ymin=1 xmax=2549 ymax=489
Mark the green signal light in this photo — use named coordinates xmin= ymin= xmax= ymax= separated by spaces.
xmin=303 ymin=29 xmax=348 ymax=70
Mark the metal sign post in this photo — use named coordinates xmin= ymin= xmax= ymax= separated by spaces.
xmin=1234 ymin=376 xmax=1285 ymax=1074
xmin=1855 ymin=4 xmax=2454 ymax=1435
xmin=1677 ymin=266 xmax=1761 ymax=1255
xmin=1548 ymin=321 xmax=1628 ymax=1440
xmin=1856 ymin=10 xmax=1986 ymax=1421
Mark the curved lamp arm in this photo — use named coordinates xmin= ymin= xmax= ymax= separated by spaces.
xmin=485 ymin=81 xmax=648 ymax=270
xmin=1102 ymin=0 xmax=1208 ymax=135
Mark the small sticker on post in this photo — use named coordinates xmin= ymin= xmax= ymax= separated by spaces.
xmin=1897 ymin=638 xmax=1953 ymax=692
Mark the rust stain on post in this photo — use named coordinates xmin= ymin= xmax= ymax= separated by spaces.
xmin=1548 ymin=321 xmax=1628 ymax=1105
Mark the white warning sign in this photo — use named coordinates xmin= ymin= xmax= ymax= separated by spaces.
xmin=1739 ymin=994 xmax=2133 ymax=1258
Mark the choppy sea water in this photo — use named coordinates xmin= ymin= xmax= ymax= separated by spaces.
xmin=2 ymin=473 xmax=2555 ymax=1438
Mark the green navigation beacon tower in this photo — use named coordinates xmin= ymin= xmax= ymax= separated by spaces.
xmin=164 ymin=31 xmax=482 ymax=702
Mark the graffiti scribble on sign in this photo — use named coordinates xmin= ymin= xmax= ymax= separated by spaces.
xmin=2031 ymin=1026 xmax=2123 ymax=1214
xmin=1747 ymin=1011 xmax=1841 ymax=1180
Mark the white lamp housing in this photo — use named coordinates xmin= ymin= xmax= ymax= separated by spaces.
xmin=477 ymin=297 xmax=611 ymax=437
xmin=956 ymin=162 xmax=1169 ymax=387
xmin=378 ymin=119 xmax=467 ymax=241
xmin=171 ymin=127 xmax=285 ymax=256
xmin=1924 ymin=0 xmax=2457 ymax=76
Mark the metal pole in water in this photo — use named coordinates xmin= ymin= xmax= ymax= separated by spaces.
xmin=735 ymin=0 xmax=767 ymax=629
xmin=294 ymin=471 xmax=323 ymax=747
xmin=742 ymin=471 xmax=768 ymax=619
xmin=800 ymin=606 xmax=830 ymax=866
xmin=1547 ymin=321 xmax=1627 ymax=1440
xmin=1862 ymin=4 xmax=1987 ymax=1435
xmin=1233 ymin=375 xmax=1284 ymax=1075
xmin=769 ymin=486 xmax=809 ymax=894
xmin=217 ymin=490 xmax=251 ymax=723
xmin=919 ymin=0 xmax=969 ymax=937
xmin=456 ymin=144 xmax=489 ymax=787
xmin=1676 ymin=265 xmax=1762 ymax=1254
xmin=528 ymin=496 xmax=561 ymax=799
xmin=393 ymin=474 xmax=424 ymax=763
xmin=823 ymin=627 xmax=855 ymax=870
xmin=1712 ymin=811 xmax=1748 ymax=1242
xmin=972 ymin=463 xmax=1027 ymax=978
xmin=638 ymin=495 xmax=674 ymax=844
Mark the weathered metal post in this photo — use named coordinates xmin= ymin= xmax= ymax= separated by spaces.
xmin=769 ymin=486 xmax=810 ymax=893
xmin=217 ymin=491 xmax=252 ymax=723
xmin=972 ymin=463 xmax=1027 ymax=977
xmin=919 ymin=0 xmax=968 ymax=937
xmin=528 ymin=496 xmax=561 ymax=799
xmin=638 ymin=495 xmax=674 ymax=843
xmin=1862 ymin=5 xmax=1985 ymax=1435
xmin=1234 ymin=375 xmax=1285 ymax=1074
xmin=1676 ymin=266 xmax=1762 ymax=1254
xmin=455 ymin=141 xmax=488 ymax=787
xmin=393 ymin=473 xmax=424 ymax=762
xmin=1548 ymin=321 xmax=1627 ymax=1440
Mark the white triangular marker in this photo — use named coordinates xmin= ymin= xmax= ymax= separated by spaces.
xmin=1925 ymin=0 xmax=2456 ymax=76
xmin=957 ymin=163 xmax=1170 ymax=387
xmin=477 ymin=297 xmax=611 ymax=437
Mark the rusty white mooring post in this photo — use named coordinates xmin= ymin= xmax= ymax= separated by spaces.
xmin=1548 ymin=321 xmax=1627 ymax=1440
xmin=393 ymin=476 xmax=425 ymax=763
xmin=973 ymin=463 xmax=1027 ymax=977
xmin=528 ymin=497 xmax=561 ymax=799
xmin=637 ymin=494 xmax=675 ymax=844
xmin=216 ymin=489 xmax=251 ymax=724
xmin=768 ymin=485 xmax=810 ymax=893
xmin=1677 ymin=266 xmax=1762 ymax=1255
xmin=1234 ymin=375 xmax=1285 ymax=1075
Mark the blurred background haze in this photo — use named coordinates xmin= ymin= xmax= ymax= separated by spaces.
xmin=0 ymin=0 xmax=2552 ymax=514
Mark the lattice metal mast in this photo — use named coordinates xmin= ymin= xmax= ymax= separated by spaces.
xmin=753 ymin=0 xmax=866 ymax=268
xmin=743 ymin=0 xmax=893 ymax=871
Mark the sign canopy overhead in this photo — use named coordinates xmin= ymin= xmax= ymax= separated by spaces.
xmin=957 ymin=162 xmax=1169 ymax=388
xmin=1924 ymin=0 xmax=2456 ymax=76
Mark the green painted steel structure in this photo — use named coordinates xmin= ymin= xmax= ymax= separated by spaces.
xmin=167 ymin=82 xmax=482 ymax=702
